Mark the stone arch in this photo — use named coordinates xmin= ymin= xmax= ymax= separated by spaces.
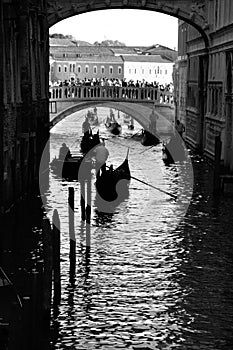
xmin=50 ymin=101 xmax=153 ymax=129
xmin=47 ymin=0 xmax=210 ymax=47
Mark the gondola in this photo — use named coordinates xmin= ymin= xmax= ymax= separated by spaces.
xmin=105 ymin=121 xmax=122 ymax=135
xmin=80 ymin=130 xmax=100 ymax=154
xmin=95 ymin=149 xmax=130 ymax=203
xmin=141 ymin=129 xmax=160 ymax=146
xmin=50 ymin=154 xmax=84 ymax=180
xmin=162 ymin=134 xmax=186 ymax=164
xmin=105 ymin=109 xmax=122 ymax=135
xmin=128 ymin=117 xmax=134 ymax=130
xmin=86 ymin=109 xmax=99 ymax=126
xmin=162 ymin=143 xmax=175 ymax=164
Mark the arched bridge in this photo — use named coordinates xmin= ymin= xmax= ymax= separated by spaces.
xmin=49 ymin=85 xmax=174 ymax=130
xmin=49 ymin=85 xmax=174 ymax=135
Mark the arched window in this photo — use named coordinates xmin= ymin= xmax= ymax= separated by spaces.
xmin=73 ymin=64 xmax=75 ymax=72
xmin=109 ymin=66 xmax=113 ymax=74
xmin=58 ymin=65 xmax=62 ymax=73
xmin=77 ymin=65 xmax=81 ymax=73
xmin=85 ymin=65 xmax=89 ymax=74
xmin=93 ymin=66 xmax=97 ymax=74
xmin=101 ymin=66 xmax=105 ymax=74
xmin=64 ymin=65 xmax=67 ymax=73
xmin=118 ymin=66 xmax=122 ymax=75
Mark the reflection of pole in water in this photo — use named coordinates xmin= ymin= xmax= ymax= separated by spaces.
xmin=68 ymin=187 xmax=76 ymax=277
xmin=79 ymin=160 xmax=92 ymax=274
xmin=85 ymin=170 xmax=91 ymax=249
xmin=52 ymin=209 xmax=61 ymax=305
xmin=80 ymin=178 xmax=86 ymax=221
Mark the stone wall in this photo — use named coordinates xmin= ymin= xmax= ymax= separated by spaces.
xmin=0 ymin=0 xmax=50 ymax=213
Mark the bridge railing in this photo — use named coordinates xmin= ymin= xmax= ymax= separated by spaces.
xmin=49 ymin=85 xmax=173 ymax=105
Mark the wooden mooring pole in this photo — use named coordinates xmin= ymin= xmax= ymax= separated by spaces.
xmin=68 ymin=187 xmax=76 ymax=275
xmin=42 ymin=218 xmax=53 ymax=328
xmin=52 ymin=209 xmax=61 ymax=305
xmin=213 ymin=135 xmax=222 ymax=195
xmin=86 ymin=171 xmax=92 ymax=249
xmin=80 ymin=179 xmax=86 ymax=221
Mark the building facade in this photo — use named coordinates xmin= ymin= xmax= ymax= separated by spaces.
xmin=50 ymin=55 xmax=124 ymax=82
xmin=49 ymin=39 xmax=176 ymax=85
xmin=175 ymin=0 xmax=233 ymax=170
xmin=122 ymin=55 xmax=174 ymax=84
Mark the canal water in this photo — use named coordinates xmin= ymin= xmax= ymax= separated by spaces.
xmin=44 ymin=108 xmax=233 ymax=349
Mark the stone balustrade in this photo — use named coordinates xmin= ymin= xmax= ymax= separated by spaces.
xmin=49 ymin=85 xmax=173 ymax=105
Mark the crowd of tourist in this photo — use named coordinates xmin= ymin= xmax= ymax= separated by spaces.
xmin=50 ymin=77 xmax=174 ymax=92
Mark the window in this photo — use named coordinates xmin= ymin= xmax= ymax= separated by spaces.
xmin=93 ymin=66 xmax=97 ymax=74
xmin=149 ymin=69 xmax=151 ymax=74
xmin=129 ymin=69 xmax=131 ymax=74
xmin=101 ymin=66 xmax=105 ymax=74
xmin=85 ymin=65 xmax=89 ymax=74
xmin=134 ymin=69 xmax=136 ymax=74
xmin=63 ymin=53 xmax=66 ymax=58
xmin=157 ymin=66 xmax=160 ymax=73
xmin=64 ymin=66 xmax=67 ymax=73
xmin=70 ymin=64 xmax=72 ymax=72
xmin=109 ymin=66 xmax=113 ymax=74
xmin=165 ymin=69 xmax=167 ymax=75
xmin=73 ymin=64 xmax=75 ymax=72
xmin=118 ymin=66 xmax=122 ymax=75
xmin=142 ymin=69 xmax=144 ymax=74
xmin=58 ymin=65 xmax=62 ymax=73
xmin=77 ymin=65 xmax=81 ymax=73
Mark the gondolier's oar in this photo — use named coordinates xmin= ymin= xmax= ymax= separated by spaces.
xmin=139 ymin=144 xmax=157 ymax=154
xmin=129 ymin=128 xmax=143 ymax=139
xmin=130 ymin=175 xmax=177 ymax=200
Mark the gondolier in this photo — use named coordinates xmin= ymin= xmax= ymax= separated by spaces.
xmin=93 ymin=139 xmax=109 ymax=178
xmin=59 ymin=143 xmax=71 ymax=160
xmin=82 ymin=116 xmax=91 ymax=136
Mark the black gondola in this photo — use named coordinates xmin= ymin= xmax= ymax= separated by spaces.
xmin=86 ymin=108 xmax=99 ymax=126
xmin=50 ymin=155 xmax=84 ymax=180
xmin=105 ymin=121 xmax=122 ymax=135
xmin=105 ymin=109 xmax=122 ymax=135
xmin=141 ymin=129 xmax=160 ymax=146
xmin=80 ymin=130 xmax=100 ymax=154
xmin=95 ymin=150 xmax=130 ymax=203
xmin=162 ymin=134 xmax=186 ymax=164
xmin=162 ymin=144 xmax=175 ymax=164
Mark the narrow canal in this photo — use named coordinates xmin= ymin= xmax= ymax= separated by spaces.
xmin=44 ymin=108 xmax=233 ymax=350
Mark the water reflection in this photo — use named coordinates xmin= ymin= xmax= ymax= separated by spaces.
xmin=47 ymin=109 xmax=233 ymax=350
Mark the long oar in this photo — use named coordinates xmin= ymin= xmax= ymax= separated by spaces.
xmin=130 ymin=175 xmax=177 ymax=200
xmin=105 ymin=164 xmax=177 ymax=200
xmin=139 ymin=144 xmax=157 ymax=154
xmin=129 ymin=128 xmax=143 ymax=139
